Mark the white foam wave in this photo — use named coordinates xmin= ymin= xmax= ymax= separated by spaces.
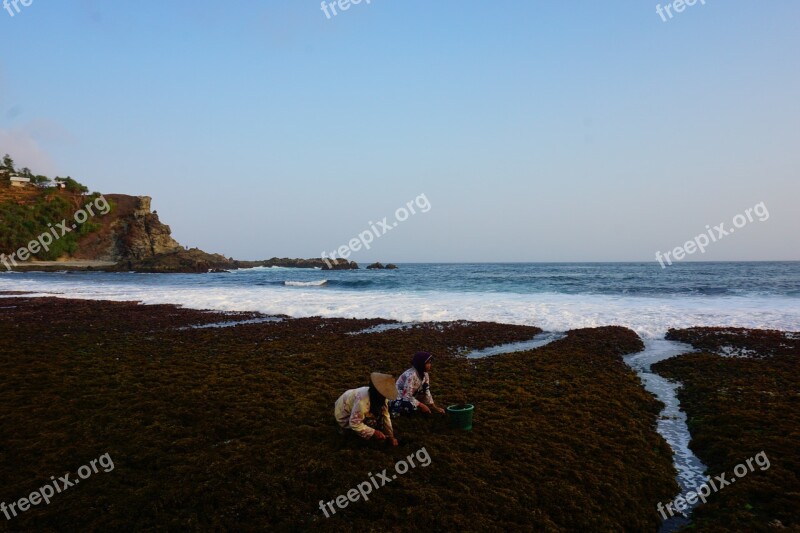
xmin=284 ymin=280 xmax=328 ymax=287
xmin=1 ymin=277 xmax=798 ymax=338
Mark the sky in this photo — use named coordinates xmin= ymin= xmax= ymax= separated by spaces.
xmin=0 ymin=0 xmax=798 ymax=262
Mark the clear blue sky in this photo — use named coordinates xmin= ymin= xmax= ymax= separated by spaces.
xmin=1 ymin=1 xmax=798 ymax=262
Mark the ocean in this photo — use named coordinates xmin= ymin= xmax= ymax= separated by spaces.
xmin=1 ymin=262 xmax=798 ymax=338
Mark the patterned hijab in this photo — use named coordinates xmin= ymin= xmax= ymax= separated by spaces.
xmin=412 ymin=351 xmax=432 ymax=378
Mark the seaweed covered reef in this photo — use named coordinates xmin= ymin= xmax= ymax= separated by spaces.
xmin=654 ymin=327 xmax=800 ymax=531
xmin=0 ymin=297 xmax=677 ymax=531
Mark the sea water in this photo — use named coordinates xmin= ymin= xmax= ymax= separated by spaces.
xmin=1 ymin=262 xmax=797 ymax=338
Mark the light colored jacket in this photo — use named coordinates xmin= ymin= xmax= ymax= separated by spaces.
xmin=334 ymin=386 xmax=393 ymax=439
xmin=395 ymin=367 xmax=434 ymax=407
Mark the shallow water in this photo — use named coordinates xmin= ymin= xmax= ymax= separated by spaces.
xmin=625 ymin=339 xmax=709 ymax=531
xmin=464 ymin=332 xmax=566 ymax=358
xmin=469 ymin=334 xmax=708 ymax=531
xmin=2 ymin=262 xmax=799 ymax=339
xmin=179 ymin=317 xmax=284 ymax=330
xmin=346 ymin=322 xmax=420 ymax=335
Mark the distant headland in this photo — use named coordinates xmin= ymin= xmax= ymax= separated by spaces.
xmin=0 ymin=153 xmax=392 ymax=273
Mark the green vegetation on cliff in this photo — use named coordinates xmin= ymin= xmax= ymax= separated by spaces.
xmin=0 ymin=153 xmax=107 ymax=260
xmin=0 ymin=195 xmax=99 ymax=260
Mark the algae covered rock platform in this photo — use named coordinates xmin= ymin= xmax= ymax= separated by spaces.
xmin=653 ymin=327 xmax=800 ymax=531
xmin=1 ymin=296 xmax=679 ymax=531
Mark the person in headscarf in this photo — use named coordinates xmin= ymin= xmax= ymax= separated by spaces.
xmin=390 ymin=351 xmax=445 ymax=417
xmin=335 ymin=373 xmax=399 ymax=445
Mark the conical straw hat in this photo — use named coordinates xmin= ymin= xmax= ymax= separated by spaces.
xmin=370 ymin=372 xmax=397 ymax=400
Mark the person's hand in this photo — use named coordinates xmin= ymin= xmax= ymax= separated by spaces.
xmin=434 ymin=406 xmax=446 ymax=415
xmin=417 ymin=403 xmax=431 ymax=415
xmin=372 ymin=430 xmax=386 ymax=440
xmin=389 ymin=438 xmax=399 ymax=447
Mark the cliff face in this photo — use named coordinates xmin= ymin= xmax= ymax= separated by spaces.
xmin=73 ymin=195 xmax=183 ymax=261
xmin=5 ymin=187 xmax=364 ymax=273
xmin=119 ymin=196 xmax=183 ymax=259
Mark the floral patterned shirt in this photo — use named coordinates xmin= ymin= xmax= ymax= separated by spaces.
xmin=334 ymin=386 xmax=393 ymax=439
xmin=395 ymin=367 xmax=434 ymax=407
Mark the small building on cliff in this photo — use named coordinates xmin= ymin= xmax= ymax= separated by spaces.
xmin=10 ymin=176 xmax=31 ymax=188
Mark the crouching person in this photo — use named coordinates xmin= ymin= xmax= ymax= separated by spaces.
xmin=390 ymin=351 xmax=446 ymax=417
xmin=335 ymin=373 xmax=399 ymax=446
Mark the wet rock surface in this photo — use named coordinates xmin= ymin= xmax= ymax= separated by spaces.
xmin=114 ymin=248 xmax=236 ymax=273
xmin=666 ymin=326 xmax=800 ymax=358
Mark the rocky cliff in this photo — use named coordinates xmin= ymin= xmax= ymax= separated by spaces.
xmin=2 ymin=185 xmax=368 ymax=273
xmin=73 ymin=195 xmax=183 ymax=261
xmin=1 ymin=158 xmax=376 ymax=273
xmin=120 ymin=196 xmax=183 ymax=259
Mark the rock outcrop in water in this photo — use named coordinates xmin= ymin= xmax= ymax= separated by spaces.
xmin=248 ymin=257 xmax=358 ymax=270
xmin=115 ymin=248 xmax=235 ymax=274
xmin=118 ymin=253 xmax=362 ymax=275
xmin=366 ymin=262 xmax=398 ymax=270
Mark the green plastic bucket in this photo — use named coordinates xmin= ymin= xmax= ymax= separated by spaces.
xmin=446 ymin=404 xmax=474 ymax=430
